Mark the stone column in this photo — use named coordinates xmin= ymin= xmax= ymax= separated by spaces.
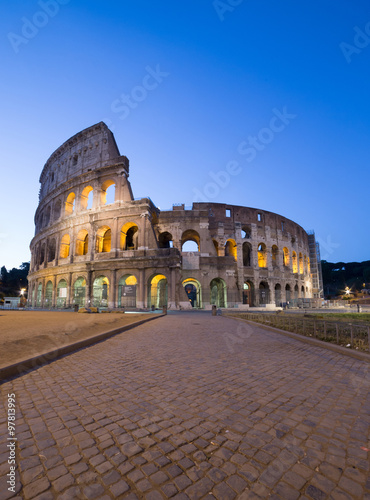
xmin=137 ymin=269 xmax=146 ymax=309
xmin=110 ymin=269 xmax=117 ymax=309
xmin=85 ymin=269 xmax=92 ymax=308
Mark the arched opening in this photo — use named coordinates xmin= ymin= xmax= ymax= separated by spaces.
xmin=243 ymin=281 xmax=254 ymax=306
xmin=225 ymin=239 xmax=237 ymax=260
xmin=275 ymin=284 xmax=281 ymax=307
xmin=242 ymin=242 xmax=251 ymax=267
xmin=43 ymin=206 xmax=51 ymax=227
xmin=93 ymin=276 xmax=109 ymax=308
xmin=212 ymin=239 xmax=219 ymax=256
xmin=45 ymin=281 xmax=53 ymax=308
xmin=76 ymin=230 xmax=89 ymax=256
xmin=286 ymin=284 xmax=291 ymax=302
xmin=307 ymin=257 xmax=311 ymax=273
xmin=74 ymin=277 xmax=86 ymax=308
xmin=39 ymin=244 xmax=46 ymax=265
xmin=57 ymin=279 xmax=68 ymax=308
xmin=65 ymin=192 xmax=76 ymax=215
xmin=299 ymin=253 xmax=303 ymax=274
xmin=301 ymin=285 xmax=305 ymax=297
xmin=148 ymin=274 xmax=168 ymax=309
xmin=258 ymin=243 xmax=267 ymax=268
xmin=283 ymin=247 xmax=290 ymax=267
xmin=120 ymin=223 xmax=139 ymax=250
xmin=292 ymin=252 xmax=298 ymax=273
xmin=294 ymin=284 xmax=299 ymax=300
xmin=182 ymin=278 xmax=202 ymax=308
xmin=158 ymin=232 xmax=173 ymax=249
xmin=81 ymin=186 xmax=94 ymax=210
xmin=271 ymin=245 xmax=279 ymax=267
xmin=210 ymin=278 xmax=227 ymax=308
xmin=36 ymin=283 xmax=42 ymax=307
xmin=54 ymin=200 xmax=62 ymax=221
xmin=59 ymin=234 xmax=70 ymax=259
xmin=241 ymin=225 xmax=251 ymax=239
xmin=47 ymin=239 xmax=56 ymax=262
xmin=96 ymin=226 xmax=112 ymax=253
xmin=181 ymin=230 xmax=200 ymax=252
xmin=259 ymin=281 xmax=270 ymax=305
xmin=101 ymin=180 xmax=116 ymax=205
xmin=118 ymin=274 xmax=137 ymax=308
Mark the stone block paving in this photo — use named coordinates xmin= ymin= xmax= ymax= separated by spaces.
xmin=0 ymin=313 xmax=369 ymax=499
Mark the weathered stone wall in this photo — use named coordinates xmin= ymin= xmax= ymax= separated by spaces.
xmin=28 ymin=123 xmax=315 ymax=310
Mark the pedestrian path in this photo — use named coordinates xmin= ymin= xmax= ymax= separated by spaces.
xmin=0 ymin=314 xmax=369 ymax=499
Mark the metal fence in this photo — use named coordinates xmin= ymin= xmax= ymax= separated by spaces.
xmin=230 ymin=313 xmax=370 ymax=352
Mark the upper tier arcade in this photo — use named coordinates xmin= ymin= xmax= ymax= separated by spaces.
xmin=38 ymin=122 xmax=129 ymax=202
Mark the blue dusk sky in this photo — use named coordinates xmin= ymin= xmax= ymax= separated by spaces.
xmin=1 ymin=0 xmax=369 ymax=269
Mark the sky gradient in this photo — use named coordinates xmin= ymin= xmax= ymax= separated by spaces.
xmin=1 ymin=0 xmax=370 ymax=269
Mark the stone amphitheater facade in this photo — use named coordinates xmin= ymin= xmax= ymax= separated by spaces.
xmin=28 ymin=122 xmax=320 ymax=310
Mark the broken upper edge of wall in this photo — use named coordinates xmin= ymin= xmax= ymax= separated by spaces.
xmin=39 ymin=122 xmax=120 ymax=183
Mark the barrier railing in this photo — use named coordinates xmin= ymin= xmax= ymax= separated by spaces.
xmin=228 ymin=313 xmax=370 ymax=352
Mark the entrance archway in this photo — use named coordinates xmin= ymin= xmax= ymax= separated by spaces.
xmin=243 ymin=281 xmax=254 ymax=306
xmin=275 ymin=284 xmax=281 ymax=307
xmin=182 ymin=278 xmax=202 ymax=308
xmin=45 ymin=281 xmax=53 ymax=308
xmin=148 ymin=274 xmax=168 ymax=309
xmin=210 ymin=278 xmax=227 ymax=308
xmin=57 ymin=279 xmax=68 ymax=308
xmin=118 ymin=274 xmax=137 ymax=308
xmin=93 ymin=276 xmax=109 ymax=308
xmin=259 ymin=281 xmax=270 ymax=305
xmin=74 ymin=277 xmax=86 ymax=307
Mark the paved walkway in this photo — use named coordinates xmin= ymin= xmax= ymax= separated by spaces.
xmin=0 ymin=313 xmax=369 ymax=499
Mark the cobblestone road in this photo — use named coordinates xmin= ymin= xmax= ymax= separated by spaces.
xmin=1 ymin=313 xmax=369 ymax=499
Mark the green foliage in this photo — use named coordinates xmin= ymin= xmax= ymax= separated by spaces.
xmin=0 ymin=262 xmax=30 ymax=297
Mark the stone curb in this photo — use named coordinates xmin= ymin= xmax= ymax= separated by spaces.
xmin=0 ymin=314 xmax=165 ymax=381
xmin=226 ymin=315 xmax=370 ymax=363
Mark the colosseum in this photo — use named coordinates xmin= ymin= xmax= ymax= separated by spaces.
xmin=27 ymin=122 xmax=323 ymax=310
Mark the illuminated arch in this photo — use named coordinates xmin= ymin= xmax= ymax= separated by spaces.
xmin=120 ymin=222 xmax=139 ymax=250
xmin=210 ymin=278 xmax=227 ymax=308
xmin=65 ymin=192 xmax=76 ymax=215
xmin=283 ymin=247 xmax=290 ymax=267
xmin=59 ymin=234 xmax=70 ymax=259
xmin=45 ymin=281 xmax=53 ymax=308
xmin=118 ymin=274 xmax=138 ymax=308
xmin=73 ymin=277 xmax=86 ymax=308
xmin=258 ymin=243 xmax=267 ymax=268
xmin=56 ymin=279 xmax=68 ymax=308
xmin=76 ymin=229 xmax=89 ymax=256
xmin=182 ymin=278 xmax=202 ymax=308
xmin=93 ymin=276 xmax=109 ymax=308
xmin=148 ymin=274 xmax=168 ymax=309
xmin=292 ymin=251 xmax=298 ymax=273
xmin=299 ymin=252 xmax=303 ymax=274
xmin=225 ymin=239 xmax=237 ymax=260
xmin=96 ymin=226 xmax=111 ymax=253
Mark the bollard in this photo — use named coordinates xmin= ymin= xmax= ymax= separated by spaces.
xmin=212 ymin=305 xmax=217 ymax=316
xmin=162 ymin=305 xmax=167 ymax=315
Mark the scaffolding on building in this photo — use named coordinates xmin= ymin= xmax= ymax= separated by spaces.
xmin=307 ymin=231 xmax=324 ymax=298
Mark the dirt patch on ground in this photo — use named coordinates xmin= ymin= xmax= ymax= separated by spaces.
xmin=0 ymin=311 xmax=150 ymax=368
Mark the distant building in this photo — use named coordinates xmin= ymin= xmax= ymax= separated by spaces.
xmin=28 ymin=122 xmax=322 ymax=309
xmin=3 ymin=297 xmax=20 ymax=309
